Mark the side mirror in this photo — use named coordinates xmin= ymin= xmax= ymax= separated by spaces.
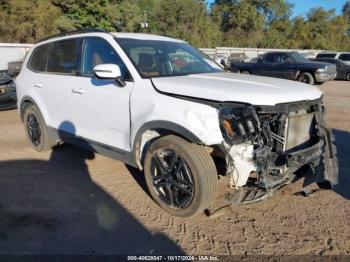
xmin=93 ymin=64 xmax=126 ymax=87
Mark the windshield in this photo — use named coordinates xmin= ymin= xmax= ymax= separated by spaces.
xmin=290 ymin=52 xmax=307 ymax=62
xmin=116 ymin=38 xmax=223 ymax=78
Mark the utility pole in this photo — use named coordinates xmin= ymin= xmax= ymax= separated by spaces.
xmin=141 ymin=10 xmax=150 ymax=31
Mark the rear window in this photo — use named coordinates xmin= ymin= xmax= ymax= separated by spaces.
xmin=316 ymin=53 xmax=336 ymax=58
xmin=46 ymin=38 xmax=81 ymax=75
xmin=339 ymin=53 xmax=350 ymax=61
xmin=28 ymin=44 xmax=50 ymax=72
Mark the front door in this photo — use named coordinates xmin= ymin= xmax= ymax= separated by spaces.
xmin=71 ymin=37 xmax=134 ymax=151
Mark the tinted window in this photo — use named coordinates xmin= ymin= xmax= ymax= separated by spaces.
xmin=264 ymin=53 xmax=275 ymax=63
xmin=275 ymin=54 xmax=292 ymax=63
xmin=316 ymin=53 xmax=336 ymax=58
xmin=339 ymin=54 xmax=350 ymax=61
xmin=46 ymin=38 xmax=81 ymax=75
xmin=81 ymin=38 xmax=130 ymax=80
xmin=28 ymin=44 xmax=50 ymax=72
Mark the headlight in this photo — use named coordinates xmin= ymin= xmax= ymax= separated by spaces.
xmin=317 ymin=67 xmax=327 ymax=73
xmin=219 ymin=103 xmax=260 ymax=145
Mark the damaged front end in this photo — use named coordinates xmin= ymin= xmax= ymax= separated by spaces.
xmin=218 ymin=98 xmax=338 ymax=205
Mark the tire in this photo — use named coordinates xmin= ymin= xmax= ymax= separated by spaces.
xmin=23 ymin=104 xmax=57 ymax=152
xmin=346 ymin=72 xmax=350 ymax=81
xmin=298 ymin=72 xmax=314 ymax=85
xmin=240 ymin=70 xmax=250 ymax=74
xmin=144 ymin=135 xmax=218 ymax=217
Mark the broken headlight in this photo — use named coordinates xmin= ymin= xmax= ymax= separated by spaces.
xmin=219 ymin=104 xmax=260 ymax=145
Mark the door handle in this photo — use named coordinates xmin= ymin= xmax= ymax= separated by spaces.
xmin=71 ymin=88 xmax=85 ymax=94
xmin=34 ymin=83 xmax=43 ymax=88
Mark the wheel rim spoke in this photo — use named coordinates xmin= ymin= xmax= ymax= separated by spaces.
xmin=27 ymin=114 xmax=41 ymax=146
xmin=150 ymin=149 xmax=194 ymax=209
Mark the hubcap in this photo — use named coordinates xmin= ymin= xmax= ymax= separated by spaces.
xmin=300 ymin=75 xmax=309 ymax=83
xmin=26 ymin=114 xmax=41 ymax=146
xmin=150 ymin=149 xmax=194 ymax=209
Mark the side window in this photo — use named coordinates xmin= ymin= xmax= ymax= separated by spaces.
xmin=264 ymin=54 xmax=275 ymax=63
xmin=81 ymin=38 xmax=130 ymax=80
xmin=28 ymin=44 xmax=50 ymax=72
xmin=275 ymin=54 xmax=292 ymax=63
xmin=46 ymin=38 xmax=81 ymax=75
xmin=339 ymin=54 xmax=350 ymax=61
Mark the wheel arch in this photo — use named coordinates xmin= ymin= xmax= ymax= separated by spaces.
xmin=131 ymin=120 xmax=203 ymax=170
xmin=19 ymin=96 xmax=39 ymax=122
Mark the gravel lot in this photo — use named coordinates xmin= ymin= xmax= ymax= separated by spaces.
xmin=0 ymin=80 xmax=349 ymax=255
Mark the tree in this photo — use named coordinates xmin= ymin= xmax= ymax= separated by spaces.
xmin=0 ymin=0 xmax=61 ymax=43
xmin=151 ymin=0 xmax=221 ymax=47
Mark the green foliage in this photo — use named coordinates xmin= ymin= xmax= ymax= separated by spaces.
xmin=0 ymin=0 xmax=348 ymax=50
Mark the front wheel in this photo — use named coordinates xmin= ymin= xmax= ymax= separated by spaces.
xmin=298 ymin=72 xmax=314 ymax=85
xmin=144 ymin=135 xmax=218 ymax=217
xmin=346 ymin=72 xmax=350 ymax=81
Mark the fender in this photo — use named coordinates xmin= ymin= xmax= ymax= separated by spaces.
xmin=132 ymin=120 xmax=202 ymax=149
xmin=131 ymin=120 xmax=203 ymax=169
xmin=19 ymin=95 xmax=42 ymax=121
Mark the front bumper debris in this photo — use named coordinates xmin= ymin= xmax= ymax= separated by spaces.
xmin=221 ymin=99 xmax=338 ymax=206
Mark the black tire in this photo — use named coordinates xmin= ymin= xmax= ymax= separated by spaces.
xmin=144 ymin=135 xmax=218 ymax=217
xmin=346 ymin=72 xmax=350 ymax=81
xmin=240 ymin=70 xmax=250 ymax=74
xmin=298 ymin=72 xmax=314 ymax=85
xmin=23 ymin=104 xmax=57 ymax=152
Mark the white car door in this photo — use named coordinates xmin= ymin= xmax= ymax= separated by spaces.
xmin=71 ymin=37 xmax=134 ymax=151
xmin=39 ymin=38 xmax=81 ymax=132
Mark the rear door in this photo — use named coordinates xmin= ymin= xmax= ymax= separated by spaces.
xmin=71 ymin=37 xmax=134 ymax=151
xmin=38 ymin=38 xmax=81 ymax=132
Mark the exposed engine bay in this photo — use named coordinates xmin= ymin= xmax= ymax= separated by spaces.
xmin=217 ymin=98 xmax=338 ymax=205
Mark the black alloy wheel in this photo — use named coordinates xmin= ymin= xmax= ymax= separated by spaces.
xmin=150 ymin=149 xmax=194 ymax=209
xmin=26 ymin=113 xmax=41 ymax=146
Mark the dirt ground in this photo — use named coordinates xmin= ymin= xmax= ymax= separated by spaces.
xmin=0 ymin=80 xmax=349 ymax=255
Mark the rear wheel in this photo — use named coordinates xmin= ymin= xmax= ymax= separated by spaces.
xmin=298 ymin=72 xmax=314 ymax=85
xmin=144 ymin=135 xmax=218 ymax=217
xmin=23 ymin=105 xmax=57 ymax=152
xmin=240 ymin=70 xmax=250 ymax=74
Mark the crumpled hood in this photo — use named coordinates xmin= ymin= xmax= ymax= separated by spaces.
xmin=151 ymin=72 xmax=323 ymax=106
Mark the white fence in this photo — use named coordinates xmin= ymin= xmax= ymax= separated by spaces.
xmin=0 ymin=43 xmax=33 ymax=71
xmin=200 ymin=47 xmax=324 ymax=62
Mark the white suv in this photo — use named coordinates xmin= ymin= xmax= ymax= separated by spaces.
xmin=16 ymin=29 xmax=338 ymax=217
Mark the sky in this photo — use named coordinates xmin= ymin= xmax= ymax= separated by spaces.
xmin=206 ymin=0 xmax=346 ymax=17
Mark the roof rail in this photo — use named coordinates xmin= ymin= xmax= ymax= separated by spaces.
xmin=36 ymin=28 xmax=109 ymax=43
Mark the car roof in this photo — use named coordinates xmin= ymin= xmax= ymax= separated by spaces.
xmin=111 ymin=32 xmax=185 ymax=43
xmin=36 ymin=29 xmax=185 ymax=44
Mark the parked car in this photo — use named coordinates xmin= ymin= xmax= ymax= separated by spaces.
xmin=316 ymin=52 xmax=350 ymax=65
xmin=8 ymin=60 xmax=24 ymax=77
xmin=16 ymin=29 xmax=338 ymax=217
xmin=230 ymin=51 xmax=337 ymax=85
xmin=311 ymin=57 xmax=350 ymax=81
xmin=0 ymin=74 xmax=16 ymax=110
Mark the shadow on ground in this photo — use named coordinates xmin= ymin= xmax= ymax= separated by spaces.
xmin=333 ymin=129 xmax=350 ymax=200
xmin=0 ymin=143 xmax=183 ymax=255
